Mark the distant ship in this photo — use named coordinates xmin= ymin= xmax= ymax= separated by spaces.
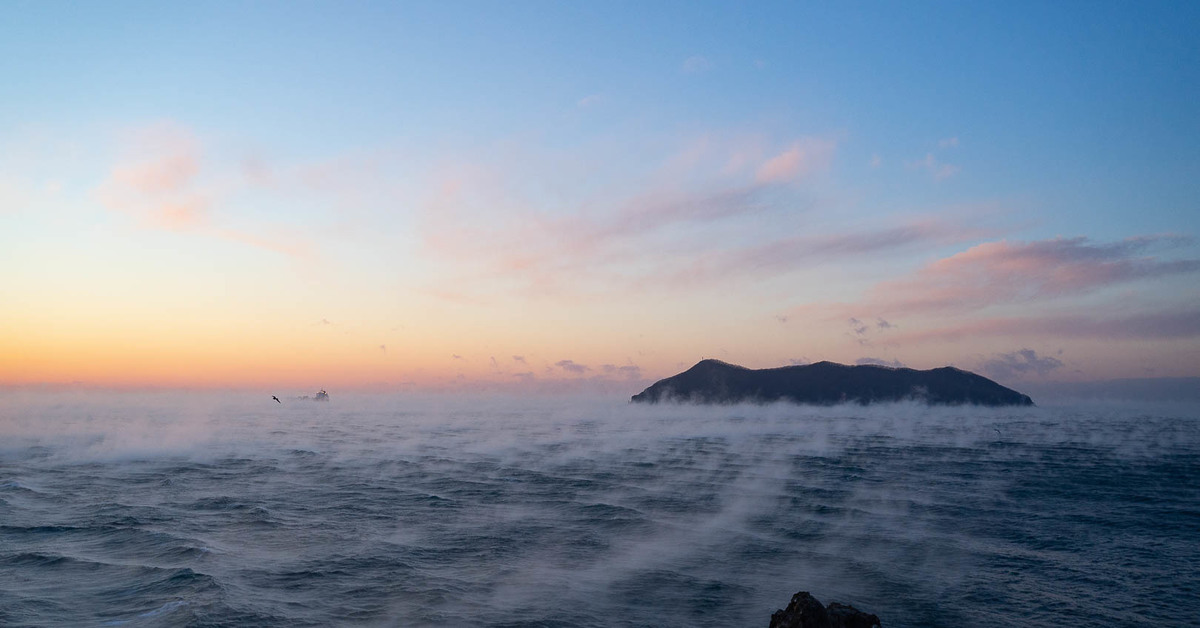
xmin=295 ymin=390 xmax=330 ymax=401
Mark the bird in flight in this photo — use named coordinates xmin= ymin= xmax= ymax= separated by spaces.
xmin=272 ymin=395 xmax=281 ymax=404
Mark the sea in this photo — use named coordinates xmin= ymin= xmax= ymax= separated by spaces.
xmin=1 ymin=392 xmax=1197 ymax=627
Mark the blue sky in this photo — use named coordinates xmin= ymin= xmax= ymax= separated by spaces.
xmin=3 ymin=1 xmax=1198 ymax=387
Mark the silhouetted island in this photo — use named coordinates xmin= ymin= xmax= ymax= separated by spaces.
xmin=632 ymin=359 xmax=1034 ymax=406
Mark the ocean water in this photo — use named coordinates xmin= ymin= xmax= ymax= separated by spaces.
xmin=1 ymin=392 xmax=1197 ymax=627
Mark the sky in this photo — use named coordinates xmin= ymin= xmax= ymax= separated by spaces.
xmin=2 ymin=1 xmax=1199 ymax=390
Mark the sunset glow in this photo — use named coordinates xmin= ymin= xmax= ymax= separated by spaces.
xmin=3 ymin=2 xmax=1198 ymax=390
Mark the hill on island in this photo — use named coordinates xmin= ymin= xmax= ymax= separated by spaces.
xmin=631 ymin=359 xmax=1034 ymax=406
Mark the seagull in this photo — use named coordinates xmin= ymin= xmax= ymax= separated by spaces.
xmin=272 ymin=395 xmax=281 ymax=404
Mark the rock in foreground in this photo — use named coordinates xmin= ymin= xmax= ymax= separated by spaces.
xmin=770 ymin=591 xmax=881 ymax=628
xmin=632 ymin=359 xmax=1033 ymax=406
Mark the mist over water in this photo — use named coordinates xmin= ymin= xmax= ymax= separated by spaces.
xmin=1 ymin=392 xmax=1197 ymax=627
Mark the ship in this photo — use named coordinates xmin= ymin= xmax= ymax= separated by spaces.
xmin=295 ymin=389 xmax=330 ymax=401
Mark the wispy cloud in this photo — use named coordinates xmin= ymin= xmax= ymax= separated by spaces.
xmin=600 ymin=364 xmax=642 ymax=379
xmin=980 ymin=349 xmax=1063 ymax=380
xmin=909 ymin=152 xmax=959 ymax=180
xmin=754 ymin=138 xmax=836 ymax=184
xmin=96 ymin=121 xmax=207 ymax=230
xmin=653 ymin=219 xmax=993 ymax=289
xmin=555 ymin=359 xmax=589 ymax=374
xmin=782 ymin=234 xmax=1200 ymax=353
xmin=418 ymin=133 xmax=840 ymax=300
xmin=864 ymin=235 xmax=1200 ymax=316
xmin=938 ymin=137 xmax=960 ymax=149
xmin=94 ymin=120 xmax=313 ymax=258
xmin=894 ymin=309 xmax=1200 ymax=343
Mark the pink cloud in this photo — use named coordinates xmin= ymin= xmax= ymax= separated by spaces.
xmin=97 ymin=122 xmax=208 ymax=228
xmin=153 ymin=200 xmax=207 ymax=230
xmin=96 ymin=121 xmax=313 ymax=258
xmin=417 ymin=134 xmax=841 ymax=300
xmin=781 ymin=234 xmax=1200 ymax=353
xmin=654 ymin=219 xmax=996 ymax=288
xmin=867 ymin=236 xmax=1200 ymax=316
xmin=110 ymin=122 xmax=199 ymax=193
xmin=755 ymin=139 xmax=836 ymax=184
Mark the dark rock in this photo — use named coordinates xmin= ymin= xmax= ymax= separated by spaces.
xmin=769 ymin=591 xmax=881 ymax=628
xmin=827 ymin=602 xmax=882 ymax=628
xmin=769 ymin=591 xmax=829 ymax=628
xmin=631 ymin=359 xmax=1034 ymax=406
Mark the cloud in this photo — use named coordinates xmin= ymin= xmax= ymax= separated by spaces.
xmin=778 ymin=234 xmax=1200 ymax=354
xmin=981 ymin=349 xmax=1063 ymax=380
xmin=451 ymin=354 xmax=463 ymax=360
xmin=417 ymin=133 xmax=841 ymax=299
xmin=489 ymin=356 xmax=498 ymax=368
xmin=895 ymin=309 xmax=1200 ymax=343
xmin=379 ymin=345 xmax=387 ymax=353
xmin=755 ymin=139 xmax=836 ymax=184
xmin=856 ymin=357 xmax=906 ymax=368
xmin=601 ymin=364 xmax=642 ymax=380
xmin=938 ymin=137 xmax=960 ymax=149
xmin=657 ymin=219 xmax=992 ymax=288
xmin=512 ymin=355 xmax=526 ymax=364
xmin=788 ymin=357 xmax=810 ymax=366
xmin=865 ymin=235 xmax=1200 ymax=316
xmin=682 ymin=55 xmax=711 ymax=73
xmin=581 ymin=185 xmax=767 ymax=247
xmin=577 ymin=94 xmax=602 ymax=108
xmin=96 ymin=121 xmax=207 ymax=230
xmin=555 ymin=359 xmax=590 ymax=374
xmin=869 ymin=154 xmax=882 ymax=168
xmin=908 ymin=153 xmax=959 ymax=180
xmin=95 ymin=120 xmax=312 ymax=258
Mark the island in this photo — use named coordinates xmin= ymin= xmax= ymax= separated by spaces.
xmin=631 ymin=359 xmax=1034 ymax=406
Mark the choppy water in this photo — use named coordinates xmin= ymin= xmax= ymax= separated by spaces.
xmin=1 ymin=392 xmax=1197 ymax=627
